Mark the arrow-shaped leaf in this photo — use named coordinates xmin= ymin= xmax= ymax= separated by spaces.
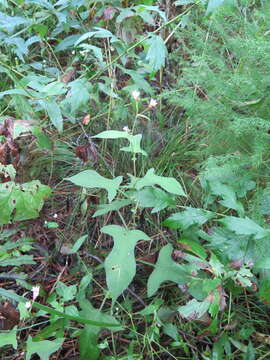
xmin=65 ymin=170 xmax=122 ymax=202
xmin=101 ymin=225 xmax=150 ymax=302
xmin=135 ymin=168 xmax=186 ymax=196
xmin=147 ymin=244 xmax=189 ymax=297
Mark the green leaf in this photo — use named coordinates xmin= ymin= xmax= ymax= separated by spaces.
xmin=56 ymin=281 xmax=77 ymax=302
xmin=92 ymin=130 xmax=129 ymax=139
xmin=1 ymin=255 xmax=35 ymax=267
xmin=70 ymin=234 xmax=88 ymax=253
xmin=26 ymin=336 xmax=64 ymax=360
xmin=55 ymin=34 xmax=81 ymax=52
xmin=178 ymin=239 xmax=207 ymax=259
xmin=147 ymin=244 xmax=189 ymax=297
xmin=101 ymin=225 xmax=150 ymax=302
xmin=0 ymin=327 xmax=17 ymax=349
xmin=175 ymin=0 xmax=195 ymax=4
xmin=220 ymin=216 xmax=269 ymax=239
xmin=135 ymin=168 xmax=186 ymax=196
xmin=178 ymin=299 xmax=210 ymax=320
xmin=0 ymin=88 xmax=29 ymax=99
xmin=0 ymin=180 xmax=51 ymax=224
xmin=65 ymin=170 xmax=123 ymax=202
xmin=79 ymin=299 xmax=120 ymax=360
xmin=209 ymin=182 xmax=244 ymax=216
xmin=133 ymin=187 xmax=175 ymax=213
xmin=145 ymin=35 xmax=168 ymax=72
xmin=206 ymin=0 xmax=226 ymax=15
xmin=66 ymin=79 xmax=91 ymax=114
xmin=93 ymin=199 xmax=132 ymax=217
xmin=93 ymin=131 xmax=147 ymax=156
xmin=42 ymin=99 xmax=63 ymax=132
xmin=163 ymin=207 xmax=213 ymax=230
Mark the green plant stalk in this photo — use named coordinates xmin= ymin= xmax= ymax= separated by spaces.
xmin=0 ymin=288 xmax=122 ymax=328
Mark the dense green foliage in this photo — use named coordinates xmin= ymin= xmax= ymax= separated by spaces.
xmin=1 ymin=0 xmax=270 ymax=359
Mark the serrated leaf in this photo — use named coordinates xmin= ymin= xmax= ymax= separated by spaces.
xmin=0 ymin=327 xmax=17 ymax=349
xmin=26 ymin=336 xmax=64 ymax=360
xmin=178 ymin=299 xmax=210 ymax=319
xmin=65 ymin=170 xmax=122 ymax=202
xmin=220 ymin=216 xmax=269 ymax=240
xmin=102 ymin=225 xmax=150 ymax=302
xmin=0 ymin=180 xmax=51 ymax=224
xmin=135 ymin=168 xmax=186 ymax=196
xmin=147 ymin=244 xmax=189 ymax=297
xmin=93 ymin=199 xmax=132 ymax=217
xmin=145 ymin=35 xmax=168 ymax=72
xmin=133 ymin=187 xmax=175 ymax=213
xmin=163 ymin=207 xmax=213 ymax=230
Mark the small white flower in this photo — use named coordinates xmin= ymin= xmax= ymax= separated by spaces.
xmin=71 ymin=50 xmax=75 ymax=55
xmin=25 ymin=301 xmax=32 ymax=309
xmin=149 ymin=98 xmax=157 ymax=108
xmin=53 ymin=213 xmax=58 ymax=219
xmin=123 ymin=126 xmax=130 ymax=132
xmin=32 ymin=285 xmax=40 ymax=301
xmin=132 ymin=90 xmax=140 ymax=101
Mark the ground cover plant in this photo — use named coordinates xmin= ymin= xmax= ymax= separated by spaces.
xmin=1 ymin=0 xmax=270 ymax=359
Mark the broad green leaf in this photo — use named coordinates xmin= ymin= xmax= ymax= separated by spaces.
xmin=1 ymin=255 xmax=35 ymax=267
xmin=70 ymin=234 xmax=88 ymax=253
xmin=93 ymin=199 xmax=132 ymax=217
xmin=26 ymin=336 xmax=64 ymax=360
xmin=210 ymin=182 xmax=244 ymax=216
xmin=206 ymin=0 xmax=226 ymax=15
xmin=120 ymin=134 xmax=147 ymax=156
xmin=178 ymin=299 xmax=210 ymax=319
xmin=0 ymin=180 xmax=51 ymax=224
xmin=135 ymin=168 xmax=186 ymax=196
xmin=178 ymin=239 xmax=207 ymax=259
xmin=0 ymin=12 xmax=30 ymax=33
xmin=0 ymin=327 xmax=17 ymax=349
xmin=79 ymin=299 xmax=120 ymax=360
xmin=147 ymin=244 xmax=189 ymax=297
xmin=41 ymin=81 xmax=66 ymax=96
xmin=65 ymin=170 xmax=122 ymax=202
xmin=163 ymin=207 xmax=213 ymax=230
xmin=0 ymin=288 xmax=121 ymax=328
xmin=66 ymin=79 xmax=91 ymax=113
xmin=78 ymin=44 xmax=103 ymax=61
xmin=42 ymin=99 xmax=63 ymax=132
xmin=93 ymin=131 xmax=147 ymax=156
xmin=55 ymin=34 xmax=81 ymax=52
xmin=145 ymin=35 xmax=168 ymax=72
xmin=92 ymin=130 xmax=129 ymax=139
xmin=101 ymin=225 xmax=150 ymax=302
xmin=133 ymin=187 xmax=175 ymax=213
xmin=0 ymin=88 xmax=29 ymax=99
xmin=175 ymin=0 xmax=195 ymax=4
xmin=220 ymin=216 xmax=269 ymax=240
xmin=56 ymin=281 xmax=77 ymax=302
